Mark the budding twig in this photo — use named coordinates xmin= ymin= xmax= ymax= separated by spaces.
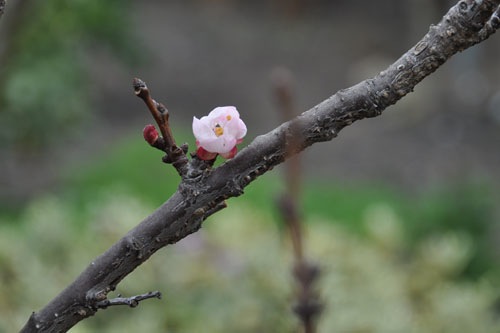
xmin=133 ymin=78 xmax=175 ymax=147
xmin=133 ymin=78 xmax=188 ymax=176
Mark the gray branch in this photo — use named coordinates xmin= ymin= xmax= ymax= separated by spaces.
xmin=95 ymin=291 xmax=162 ymax=309
xmin=20 ymin=1 xmax=500 ymax=332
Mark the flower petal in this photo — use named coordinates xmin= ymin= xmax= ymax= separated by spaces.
xmin=224 ymin=118 xmax=247 ymax=140
xmin=192 ymin=116 xmax=216 ymax=142
xmin=209 ymin=106 xmax=239 ymax=120
xmin=203 ymin=136 xmax=236 ymax=154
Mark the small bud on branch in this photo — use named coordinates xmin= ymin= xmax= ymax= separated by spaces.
xmin=143 ymin=124 xmax=159 ymax=146
xmin=133 ymin=78 xmax=188 ymax=175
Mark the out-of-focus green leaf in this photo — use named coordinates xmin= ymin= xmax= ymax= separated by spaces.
xmin=0 ymin=0 xmax=137 ymax=148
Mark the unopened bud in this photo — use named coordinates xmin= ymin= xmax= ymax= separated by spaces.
xmin=143 ymin=124 xmax=159 ymax=145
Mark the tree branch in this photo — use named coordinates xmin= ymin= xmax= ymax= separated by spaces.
xmin=95 ymin=291 xmax=161 ymax=309
xmin=133 ymin=78 xmax=189 ymax=176
xmin=20 ymin=1 xmax=500 ymax=332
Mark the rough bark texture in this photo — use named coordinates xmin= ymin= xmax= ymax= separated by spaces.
xmin=20 ymin=1 xmax=500 ymax=332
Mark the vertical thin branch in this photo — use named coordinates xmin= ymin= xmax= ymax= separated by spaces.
xmin=133 ymin=78 xmax=175 ymax=147
xmin=272 ymin=67 xmax=323 ymax=333
xmin=273 ymin=67 xmax=304 ymax=260
xmin=133 ymin=78 xmax=189 ymax=176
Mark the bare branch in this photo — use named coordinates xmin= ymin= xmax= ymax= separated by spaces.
xmin=20 ymin=1 xmax=500 ymax=332
xmin=133 ymin=78 xmax=189 ymax=176
xmin=95 ymin=291 xmax=162 ymax=309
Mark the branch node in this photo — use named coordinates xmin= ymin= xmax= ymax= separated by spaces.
xmin=157 ymin=103 xmax=168 ymax=116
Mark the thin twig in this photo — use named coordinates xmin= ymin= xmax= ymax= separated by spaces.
xmin=133 ymin=78 xmax=189 ymax=175
xmin=95 ymin=291 xmax=162 ymax=309
xmin=133 ymin=78 xmax=174 ymax=146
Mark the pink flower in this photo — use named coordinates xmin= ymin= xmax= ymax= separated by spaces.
xmin=192 ymin=106 xmax=247 ymax=160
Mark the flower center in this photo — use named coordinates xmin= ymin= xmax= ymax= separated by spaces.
xmin=214 ymin=124 xmax=224 ymax=137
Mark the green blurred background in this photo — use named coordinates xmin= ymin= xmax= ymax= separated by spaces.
xmin=0 ymin=0 xmax=499 ymax=332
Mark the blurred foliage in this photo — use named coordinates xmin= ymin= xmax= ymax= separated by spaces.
xmin=0 ymin=193 xmax=498 ymax=332
xmin=404 ymin=184 xmax=499 ymax=279
xmin=0 ymin=0 xmax=137 ymax=148
xmin=1 ymin=132 xmax=497 ymax=330
xmin=61 ymin=134 xmax=189 ymax=210
xmin=58 ymin=133 xmax=500 ymax=281
xmin=0 ymin=2 xmax=498 ymax=330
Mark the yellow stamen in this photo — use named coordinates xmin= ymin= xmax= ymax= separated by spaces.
xmin=226 ymin=115 xmax=232 ymax=121
xmin=214 ymin=124 xmax=224 ymax=137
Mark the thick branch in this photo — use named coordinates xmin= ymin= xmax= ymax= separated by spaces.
xmin=20 ymin=1 xmax=500 ymax=332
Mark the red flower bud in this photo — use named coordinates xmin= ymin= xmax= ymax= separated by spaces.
xmin=143 ymin=124 xmax=159 ymax=145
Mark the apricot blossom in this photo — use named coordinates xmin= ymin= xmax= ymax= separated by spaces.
xmin=192 ymin=106 xmax=247 ymax=160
